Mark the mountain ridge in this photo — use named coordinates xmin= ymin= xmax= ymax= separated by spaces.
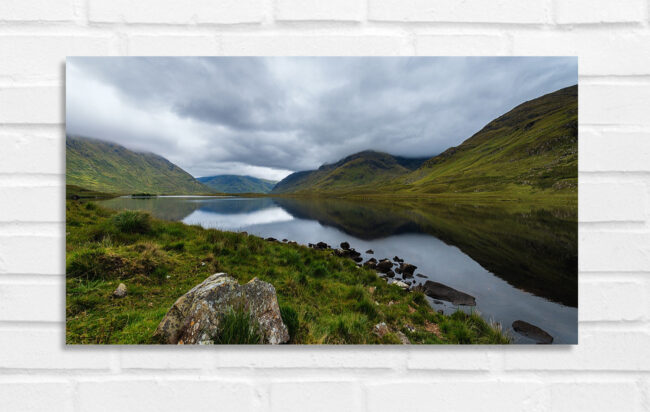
xmin=66 ymin=135 xmax=212 ymax=195
xmin=271 ymin=150 xmax=428 ymax=194
xmin=197 ymin=174 xmax=277 ymax=194
xmin=272 ymin=85 xmax=577 ymax=198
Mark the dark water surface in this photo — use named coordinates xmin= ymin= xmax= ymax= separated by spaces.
xmin=98 ymin=196 xmax=578 ymax=344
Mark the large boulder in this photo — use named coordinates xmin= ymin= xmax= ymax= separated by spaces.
xmin=421 ymin=280 xmax=476 ymax=306
xmin=154 ymin=273 xmax=289 ymax=344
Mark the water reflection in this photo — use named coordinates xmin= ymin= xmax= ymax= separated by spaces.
xmin=97 ymin=195 xmax=577 ymax=343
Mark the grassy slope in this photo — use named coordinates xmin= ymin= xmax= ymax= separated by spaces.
xmin=66 ymin=135 xmax=212 ymax=195
xmin=388 ymin=85 xmax=578 ymax=197
xmin=271 ymin=151 xmax=427 ymax=194
xmin=272 ymin=86 xmax=577 ymax=203
xmin=197 ymin=174 xmax=277 ymax=194
xmin=66 ymin=200 xmax=510 ymax=344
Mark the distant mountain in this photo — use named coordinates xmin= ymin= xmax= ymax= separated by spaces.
xmin=66 ymin=136 xmax=212 ymax=195
xmin=271 ymin=151 xmax=428 ymax=194
xmin=397 ymin=85 xmax=577 ymax=195
xmin=197 ymin=175 xmax=277 ymax=194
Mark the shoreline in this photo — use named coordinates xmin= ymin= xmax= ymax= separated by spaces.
xmin=66 ymin=199 xmax=512 ymax=344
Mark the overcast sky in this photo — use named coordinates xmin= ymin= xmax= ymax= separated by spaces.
xmin=66 ymin=57 xmax=577 ymax=181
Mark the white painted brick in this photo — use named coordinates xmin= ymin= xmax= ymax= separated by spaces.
xmin=0 ymin=236 xmax=63 ymax=275
xmin=415 ymin=34 xmax=509 ymax=55
xmin=580 ymin=129 xmax=650 ymax=171
xmin=119 ymin=349 xmax=215 ymax=370
xmin=220 ymin=35 xmax=412 ymax=55
xmin=512 ymin=31 xmax=650 ymax=75
xmin=0 ymin=36 xmax=114 ymax=82
xmin=0 ymin=87 xmax=62 ymax=124
xmin=88 ymin=0 xmax=264 ymax=24
xmin=368 ymin=0 xmax=549 ymax=23
xmin=215 ymin=347 xmax=405 ymax=369
xmin=366 ymin=381 xmax=547 ymax=412
xmin=555 ymin=0 xmax=645 ymax=24
xmin=0 ymin=187 xmax=64 ymax=222
xmin=504 ymin=330 xmax=650 ymax=370
xmin=275 ymin=0 xmax=364 ymax=21
xmin=579 ymin=279 xmax=647 ymax=321
xmin=579 ymin=182 xmax=646 ymax=222
xmin=0 ymin=328 xmax=111 ymax=369
xmin=407 ymin=346 xmax=498 ymax=370
xmin=76 ymin=379 xmax=256 ymax=412
xmin=581 ymin=83 xmax=650 ymax=126
xmin=0 ymin=0 xmax=75 ymax=22
xmin=271 ymin=381 xmax=362 ymax=412
xmin=579 ymin=232 xmax=650 ymax=272
xmin=0 ymin=282 xmax=63 ymax=322
xmin=0 ymin=130 xmax=63 ymax=174
xmin=0 ymin=382 xmax=73 ymax=412
xmin=1 ymin=0 xmax=650 ymax=409
xmin=548 ymin=382 xmax=644 ymax=411
xmin=127 ymin=35 xmax=219 ymax=55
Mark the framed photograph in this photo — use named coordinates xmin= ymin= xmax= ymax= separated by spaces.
xmin=65 ymin=57 xmax=577 ymax=345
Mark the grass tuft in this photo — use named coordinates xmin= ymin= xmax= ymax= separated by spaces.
xmin=212 ymin=306 xmax=262 ymax=344
xmin=110 ymin=211 xmax=152 ymax=234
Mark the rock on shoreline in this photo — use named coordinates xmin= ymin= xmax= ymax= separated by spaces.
xmin=418 ymin=280 xmax=476 ymax=306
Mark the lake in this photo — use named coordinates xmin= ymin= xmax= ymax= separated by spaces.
xmin=97 ymin=195 xmax=578 ymax=344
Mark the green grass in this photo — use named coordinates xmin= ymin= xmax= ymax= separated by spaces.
xmin=66 ymin=199 xmax=510 ymax=344
xmin=211 ymin=306 xmax=263 ymax=344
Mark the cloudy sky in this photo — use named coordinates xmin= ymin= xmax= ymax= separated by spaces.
xmin=66 ymin=57 xmax=577 ymax=181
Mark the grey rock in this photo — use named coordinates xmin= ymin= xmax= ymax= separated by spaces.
xmin=400 ymin=263 xmax=417 ymax=277
xmin=154 ymin=273 xmax=289 ymax=345
xmin=113 ymin=283 xmax=127 ymax=298
xmin=422 ymin=280 xmax=476 ymax=306
xmin=512 ymin=320 xmax=554 ymax=344
xmin=392 ymin=280 xmax=409 ymax=290
xmin=340 ymin=242 xmax=350 ymax=250
xmin=396 ymin=331 xmax=410 ymax=344
xmin=376 ymin=259 xmax=393 ymax=273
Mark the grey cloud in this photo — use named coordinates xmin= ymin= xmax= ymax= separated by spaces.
xmin=66 ymin=57 xmax=577 ymax=179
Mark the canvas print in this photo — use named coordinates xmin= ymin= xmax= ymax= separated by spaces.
xmin=65 ymin=57 xmax=577 ymax=345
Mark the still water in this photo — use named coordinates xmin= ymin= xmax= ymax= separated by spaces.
xmin=98 ymin=195 xmax=578 ymax=344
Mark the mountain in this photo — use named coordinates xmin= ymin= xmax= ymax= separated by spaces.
xmin=66 ymin=135 xmax=212 ymax=195
xmin=272 ymin=85 xmax=577 ymax=199
xmin=398 ymin=85 xmax=578 ymax=195
xmin=197 ymin=175 xmax=277 ymax=194
xmin=271 ymin=150 xmax=428 ymax=194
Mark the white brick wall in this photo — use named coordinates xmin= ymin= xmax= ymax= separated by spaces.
xmin=0 ymin=1 xmax=648 ymax=410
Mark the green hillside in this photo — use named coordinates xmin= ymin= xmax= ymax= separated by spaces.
xmin=272 ymin=85 xmax=577 ymax=202
xmin=197 ymin=174 xmax=277 ymax=194
xmin=394 ymin=85 xmax=578 ymax=196
xmin=272 ymin=151 xmax=427 ymax=194
xmin=66 ymin=136 xmax=212 ymax=195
